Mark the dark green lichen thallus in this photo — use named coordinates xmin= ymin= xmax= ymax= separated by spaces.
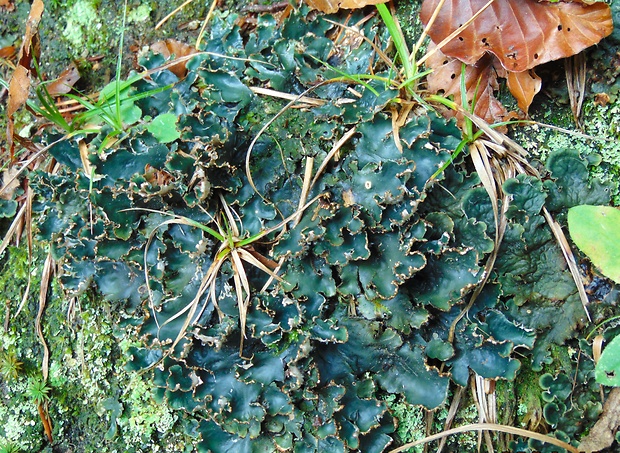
xmin=27 ymin=5 xmax=613 ymax=452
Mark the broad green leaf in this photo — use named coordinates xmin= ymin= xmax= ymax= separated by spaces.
xmin=595 ymin=335 xmax=620 ymax=386
xmin=568 ymin=205 xmax=620 ymax=284
xmin=147 ymin=113 xmax=181 ymax=143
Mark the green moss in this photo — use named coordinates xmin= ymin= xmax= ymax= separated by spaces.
xmin=384 ymin=394 xmax=426 ymax=452
xmin=515 ymin=361 xmax=545 ymax=431
xmin=0 ymin=240 xmax=196 ymax=452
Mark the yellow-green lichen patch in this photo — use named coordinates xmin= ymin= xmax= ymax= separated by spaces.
xmin=62 ymin=0 xmax=113 ymax=58
xmin=127 ymin=3 xmax=152 ymax=24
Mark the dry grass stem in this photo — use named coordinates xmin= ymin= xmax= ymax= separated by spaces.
xmin=250 ymin=86 xmax=327 ymax=107
xmin=436 ymin=386 xmax=464 ymax=453
xmin=565 ymin=52 xmax=586 ymax=126
xmin=155 ymin=0 xmax=195 ymax=30
xmin=310 ymin=127 xmax=357 ymax=190
xmin=444 ymin=106 xmax=591 ymax=320
xmin=195 ymin=0 xmax=219 ymax=50
xmin=389 ymin=422 xmax=580 ymax=453
xmin=36 ymin=251 xmax=54 ymax=381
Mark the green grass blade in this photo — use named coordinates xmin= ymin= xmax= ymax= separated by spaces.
xmin=376 ymin=4 xmax=414 ymax=80
xmin=308 ymin=55 xmax=380 ymax=96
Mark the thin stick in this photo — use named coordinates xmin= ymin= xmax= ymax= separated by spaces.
xmin=388 ymin=423 xmax=579 ymax=453
xmin=195 ymin=0 xmax=218 ymax=50
xmin=155 ymin=0 xmax=195 ymax=30
xmin=250 ymin=86 xmax=326 ymax=107
xmin=36 ymin=251 xmax=54 ymax=382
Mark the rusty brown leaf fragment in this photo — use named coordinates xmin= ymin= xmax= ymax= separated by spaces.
xmin=150 ymin=39 xmax=197 ymax=78
xmin=504 ymin=69 xmax=542 ymax=113
xmin=304 ymin=0 xmax=388 ymax=14
xmin=46 ymin=63 xmax=81 ymax=96
xmin=6 ymin=0 xmax=44 ymax=160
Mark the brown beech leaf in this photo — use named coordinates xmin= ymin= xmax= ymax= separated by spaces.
xmin=150 ymin=39 xmax=197 ymax=78
xmin=304 ymin=0 xmax=387 ymax=14
xmin=420 ymin=0 xmax=613 ymax=72
xmin=46 ymin=63 xmax=80 ymax=96
xmin=504 ymin=69 xmax=542 ymax=113
xmin=426 ymin=46 xmax=511 ymax=125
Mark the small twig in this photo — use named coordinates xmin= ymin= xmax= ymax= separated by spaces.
xmin=37 ymin=402 xmax=53 ymax=443
xmin=250 ymin=86 xmax=326 ymax=107
xmin=389 ymin=422 xmax=579 ymax=453
xmin=155 ymin=0 xmax=195 ymax=30
xmin=36 ymin=251 xmax=54 ymax=382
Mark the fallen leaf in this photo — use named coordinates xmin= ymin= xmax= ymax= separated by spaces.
xmin=16 ymin=0 xmax=44 ymax=70
xmin=420 ymin=0 xmax=613 ymax=72
xmin=504 ymin=69 xmax=542 ymax=113
xmin=0 ymin=45 xmax=16 ymax=59
xmin=6 ymin=0 xmax=44 ymax=160
xmin=150 ymin=39 xmax=197 ymax=78
xmin=1 ymin=167 xmax=21 ymax=201
xmin=304 ymin=0 xmax=387 ymax=14
xmin=46 ymin=63 xmax=80 ymax=96
xmin=425 ymin=46 xmax=512 ymax=125
xmin=0 ymin=0 xmax=14 ymax=11
xmin=6 ymin=65 xmax=32 ymax=159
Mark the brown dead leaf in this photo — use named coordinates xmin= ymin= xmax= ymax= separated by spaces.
xmin=6 ymin=65 xmax=31 ymax=160
xmin=150 ymin=39 xmax=197 ymax=78
xmin=505 ymin=69 xmax=542 ymax=113
xmin=426 ymin=46 xmax=511 ymax=125
xmin=0 ymin=0 xmax=14 ymax=11
xmin=6 ymin=0 xmax=44 ymax=160
xmin=16 ymin=0 xmax=44 ymax=70
xmin=304 ymin=0 xmax=387 ymax=14
xmin=420 ymin=0 xmax=613 ymax=72
xmin=0 ymin=45 xmax=16 ymax=59
xmin=7 ymin=65 xmax=30 ymax=119
xmin=46 ymin=63 xmax=80 ymax=96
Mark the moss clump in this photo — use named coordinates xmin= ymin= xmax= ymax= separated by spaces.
xmin=0 ymin=242 xmax=194 ymax=452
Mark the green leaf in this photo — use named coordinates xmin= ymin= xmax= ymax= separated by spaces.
xmin=595 ymin=335 xmax=620 ymax=386
xmin=147 ymin=113 xmax=181 ymax=143
xmin=568 ymin=205 xmax=620 ymax=283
